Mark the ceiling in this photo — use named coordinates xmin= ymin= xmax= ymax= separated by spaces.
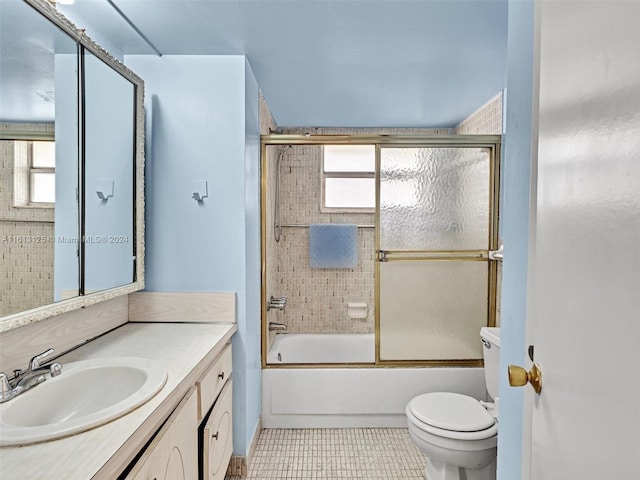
xmin=3 ymin=0 xmax=508 ymax=128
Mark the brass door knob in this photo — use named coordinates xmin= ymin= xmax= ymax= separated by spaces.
xmin=508 ymin=363 xmax=542 ymax=394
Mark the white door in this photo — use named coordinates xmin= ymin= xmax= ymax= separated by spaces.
xmin=521 ymin=1 xmax=640 ymax=478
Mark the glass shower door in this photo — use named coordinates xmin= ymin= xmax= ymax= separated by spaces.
xmin=377 ymin=145 xmax=498 ymax=362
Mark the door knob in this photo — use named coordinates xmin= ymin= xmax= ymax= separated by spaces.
xmin=508 ymin=363 xmax=542 ymax=394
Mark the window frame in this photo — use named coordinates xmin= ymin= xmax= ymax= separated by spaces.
xmin=12 ymin=137 xmax=56 ymax=209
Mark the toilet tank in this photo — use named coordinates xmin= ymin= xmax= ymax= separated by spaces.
xmin=480 ymin=327 xmax=501 ymax=400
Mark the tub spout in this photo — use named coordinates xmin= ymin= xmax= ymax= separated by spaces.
xmin=269 ymin=322 xmax=287 ymax=332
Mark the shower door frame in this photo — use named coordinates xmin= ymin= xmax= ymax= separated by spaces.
xmin=375 ymin=141 xmax=501 ymax=366
xmin=260 ymin=134 xmax=501 ymax=369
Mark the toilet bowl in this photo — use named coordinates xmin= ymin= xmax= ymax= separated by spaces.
xmin=406 ymin=327 xmax=501 ymax=480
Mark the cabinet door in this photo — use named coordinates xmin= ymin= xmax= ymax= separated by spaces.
xmin=202 ymin=381 xmax=233 ymax=480
xmin=126 ymin=388 xmax=198 ymax=480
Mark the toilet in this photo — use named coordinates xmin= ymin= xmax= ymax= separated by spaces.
xmin=406 ymin=327 xmax=501 ymax=480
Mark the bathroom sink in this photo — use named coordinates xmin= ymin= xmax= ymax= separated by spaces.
xmin=0 ymin=357 xmax=167 ymax=446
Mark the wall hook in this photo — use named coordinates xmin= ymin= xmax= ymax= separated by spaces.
xmin=192 ymin=180 xmax=208 ymax=202
xmin=96 ymin=179 xmax=114 ymax=201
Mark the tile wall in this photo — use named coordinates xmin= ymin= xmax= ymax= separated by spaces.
xmin=454 ymin=91 xmax=504 ymax=135
xmin=265 ymin=141 xmax=377 ymax=334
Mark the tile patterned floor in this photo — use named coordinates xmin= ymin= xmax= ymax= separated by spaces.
xmin=226 ymin=428 xmax=427 ymax=479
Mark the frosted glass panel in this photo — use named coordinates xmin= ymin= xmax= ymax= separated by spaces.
xmin=379 ymin=147 xmax=490 ymax=251
xmin=325 ymin=177 xmax=375 ymax=208
xmin=30 ymin=172 xmax=55 ymax=203
xmin=324 ymin=145 xmax=375 ymax=172
xmin=379 ymin=261 xmax=488 ymax=361
xmin=32 ymin=141 xmax=56 ymax=168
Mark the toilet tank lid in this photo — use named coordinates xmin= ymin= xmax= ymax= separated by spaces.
xmin=480 ymin=327 xmax=500 ymax=347
xmin=408 ymin=392 xmax=495 ymax=433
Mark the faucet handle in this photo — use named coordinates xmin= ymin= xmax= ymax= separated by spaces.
xmin=0 ymin=373 xmax=11 ymax=398
xmin=30 ymin=348 xmax=55 ymax=371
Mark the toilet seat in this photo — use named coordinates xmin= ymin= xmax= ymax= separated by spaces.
xmin=407 ymin=392 xmax=497 ymax=441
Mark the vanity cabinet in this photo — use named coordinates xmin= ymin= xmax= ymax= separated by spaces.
xmin=124 ymin=342 xmax=233 ymax=480
xmin=127 ymin=388 xmax=199 ymax=480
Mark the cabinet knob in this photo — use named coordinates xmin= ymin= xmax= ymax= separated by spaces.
xmin=212 ymin=431 xmax=219 ymax=440
xmin=218 ymin=372 xmax=225 ymax=380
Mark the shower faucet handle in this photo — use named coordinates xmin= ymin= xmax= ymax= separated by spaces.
xmin=267 ymin=295 xmax=287 ymax=311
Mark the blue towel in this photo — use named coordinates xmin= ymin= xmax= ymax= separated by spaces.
xmin=309 ymin=224 xmax=358 ymax=268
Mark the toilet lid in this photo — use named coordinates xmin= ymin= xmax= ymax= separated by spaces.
xmin=407 ymin=392 xmax=495 ymax=432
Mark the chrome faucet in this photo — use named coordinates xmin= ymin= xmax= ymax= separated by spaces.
xmin=267 ymin=295 xmax=287 ymax=311
xmin=269 ymin=322 xmax=287 ymax=332
xmin=0 ymin=348 xmax=62 ymax=403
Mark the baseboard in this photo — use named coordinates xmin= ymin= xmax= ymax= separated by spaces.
xmin=226 ymin=417 xmax=262 ymax=477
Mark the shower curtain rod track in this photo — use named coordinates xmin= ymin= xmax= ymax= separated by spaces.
xmin=279 ymin=223 xmax=375 ymax=229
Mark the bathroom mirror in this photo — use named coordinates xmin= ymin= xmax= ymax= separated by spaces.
xmin=0 ymin=0 xmax=144 ymax=331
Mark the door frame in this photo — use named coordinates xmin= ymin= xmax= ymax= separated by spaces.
xmin=521 ymin=1 xmax=542 ymax=477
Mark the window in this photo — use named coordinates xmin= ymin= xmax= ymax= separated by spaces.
xmin=322 ymin=145 xmax=375 ymax=212
xmin=29 ymin=141 xmax=56 ymax=204
xmin=13 ymin=140 xmax=56 ymax=207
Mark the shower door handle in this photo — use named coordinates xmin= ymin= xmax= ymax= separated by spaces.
xmin=377 ymin=250 xmax=388 ymax=262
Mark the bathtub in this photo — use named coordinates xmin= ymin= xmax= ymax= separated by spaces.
xmin=267 ymin=333 xmax=375 ymax=364
xmin=262 ymin=333 xmax=486 ymax=428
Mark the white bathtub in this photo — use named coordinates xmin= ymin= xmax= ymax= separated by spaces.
xmin=262 ymin=333 xmax=486 ymax=428
xmin=267 ymin=333 xmax=375 ymax=364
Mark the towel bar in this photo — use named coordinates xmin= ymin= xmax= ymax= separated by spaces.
xmin=279 ymin=223 xmax=375 ymax=228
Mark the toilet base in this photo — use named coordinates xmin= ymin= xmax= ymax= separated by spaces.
xmin=425 ymin=457 xmax=496 ymax=480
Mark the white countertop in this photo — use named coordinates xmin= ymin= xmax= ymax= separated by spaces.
xmin=0 ymin=322 xmax=236 ymax=479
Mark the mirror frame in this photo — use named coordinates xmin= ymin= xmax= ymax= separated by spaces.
xmin=0 ymin=0 xmax=145 ymax=333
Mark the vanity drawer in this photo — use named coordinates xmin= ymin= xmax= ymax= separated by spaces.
xmin=197 ymin=343 xmax=232 ymax=420
xmin=200 ymin=380 xmax=233 ymax=480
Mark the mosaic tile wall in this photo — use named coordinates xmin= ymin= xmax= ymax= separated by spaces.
xmin=1 ymin=221 xmax=55 ymax=316
xmin=1 ymin=125 xmax=56 ymax=316
xmin=454 ymin=91 xmax=504 ymax=135
xmin=265 ymin=142 xmax=376 ymax=334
